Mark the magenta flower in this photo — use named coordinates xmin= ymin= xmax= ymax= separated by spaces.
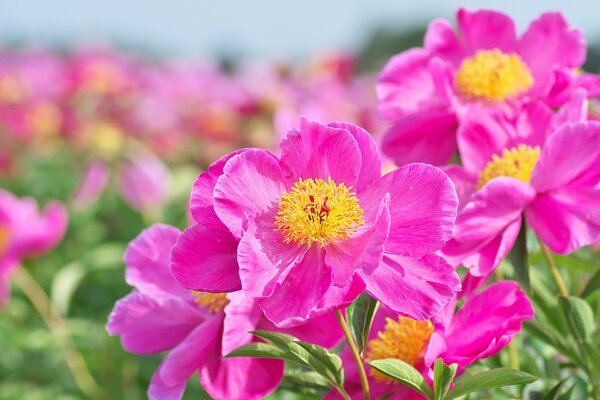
xmin=0 ymin=189 xmax=67 ymax=306
xmin=442 ymin=97 xmax=600 ymax=279
xmin=377 ymin=8 xmax=593 ymax=166
xmin=330 ymin=281 xmax=534 ymax=399
xmin=107 ymin=224 xmax=342 ymax=400
xmin=171 ymin=117 xmax=459 ymax=327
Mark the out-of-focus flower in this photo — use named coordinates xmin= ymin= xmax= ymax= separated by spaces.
xmin=330 ymin=281 xmax=533 ymax=399
xmin=378 ymin=8 xmax=593 ymax=166
xmin=107 ymin=224 xmax=342 ymax=400
xmin=0 ymin=189 xmax=67 ymax=306
xmin=171 ymin=118 xmax=459 ymax=327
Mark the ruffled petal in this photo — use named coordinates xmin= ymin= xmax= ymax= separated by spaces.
xmin=424 ymin=19 xmax=464 ymax=66
xmin=381 ymin=109 xmax=458 ymax=167
xmin=456 ymin=8 xmax=518 ymax=54
xmin=170 ymin=222 xmax=241 ymax=293
xmin=124 ymin=224 xmax=186 ymax=297
xmin=221 ymin=292 xmax=262 ymax=357
xmin=360 ymin=163 xmax=458 ymax=257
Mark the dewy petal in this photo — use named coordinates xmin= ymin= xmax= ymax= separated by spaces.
xmin=199 ymin=353 xmax=283 ymax=400
xmin=531 ymin=122 xmax=600 ymax=193
xmin=106 ymin=293 xmax=205 ymax=355
xmin=259 ymin=246 xmax=332 ymax=327
xmin=327 ymin=121 xmax=382 ymax=194
xmin=279 ymin=118 xmax=361 ymax=187
xmin=214 ymin=149 xmax=287 ymax=238
xmin=360 ymin=254 xmax=460 ymax=321
xmin=424 ymin=19 xmax=464 ymax=66
xmin=443 ymin=281 xmax=534 ymax=371
xmin=456 ymin=8 xmax=518 ymax=55
xmin=170 ymin=222 xmax=241 ymax=293
xmin=519 ymin=12 xmax=586 ymax=97
xmin=360 ymin=163 xmax=458 ymax=257
xmin=221 ymin=292 xmax=262 ymax=357
xmin=125 ymin=224 xmax=186 ymax=297
xmin=376 ymin=48 xmax=440 ymax=120
xmin=381 ymin=109 xmax=458 ymax=167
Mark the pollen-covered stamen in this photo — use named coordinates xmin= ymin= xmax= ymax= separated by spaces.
xmin=274 ymin=177 xmax=364 ymax=247
xmin=455 ymin=49 xmax=534 ymax=101
xmin=0 ymin=225 xmax=10 ymax=257
xmin=478 ymin=144 xmax=541 ymax=189
xmin=191 ymin=291 xmax=229 ymax=313
xmin=365 ymin=316 xmax=434 ymax=384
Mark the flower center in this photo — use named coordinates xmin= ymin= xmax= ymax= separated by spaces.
xmin=365 ymin=316 xmax=434 ymax=384
xmin=478 ymin=144 xmax=540 ymax=189
xmin=274 ymin=177 xmax=364 ymax=247
xmin=0 ymin=225 xmax=10 ymax=257
xmin=455 ymin=49 xmax=534 ymax=101
xmin=191 ymin=291 xmax=229 ymax=313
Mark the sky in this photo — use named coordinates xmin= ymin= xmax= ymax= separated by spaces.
xmin=0 ymin=0 xmax=597 ymax=60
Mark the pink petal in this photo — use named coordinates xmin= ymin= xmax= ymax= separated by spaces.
xmin=148 ymin=363 xmax=186 ymax=400
xmin=106 ymin=293 xmax=205 ymax=355
xmin=360 ymin=254 xmax=460 ymax=321
xmin=442 ymin=165 xmax=477 ymax=211
xmin=259 ymin=246 xmax=332 ymax=327
xmin=381 ymin=109 xmax=458 ymax=167
xmin=125 ymin=224 xmax=186 ymax=297
xmin=118 ymin=151 xmax=171 ymax=212
xmin=424 ymin=19 xmax=464 ymax=66
xmin=376 ymin=48 xmax=440 ymax=120
xmin=519 ymin=12 xmax=586 ymax=97
xmin=456 ymin=8 xmax=518 ymax=55
xmin=199 ymin=354 xmax=283 ymax=400
xmin=360 ymin=163 xmax=458 ymax=257
xmin=267 ymin=312 xmax=343 ymax=349
xmin=531 ymin=122 xmax=600 ymax=192
xmin=214 ymin=149 xmax=286 ymax=238
xmin=279 ymin=118 xmax=361 ymax=187
xmin=327 ymin=121 xmax=382 ymax=193
xmin=552 ymin=89 xmax=588 ymax=129
xmin=71 ymin=160 xmax=109 ymax=209
xmin=221 ymin=292 xmax=262 ymax=357
xmin=170 ymin=222 xmax=241 ymax=293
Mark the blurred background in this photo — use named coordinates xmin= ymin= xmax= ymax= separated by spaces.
xmin=0 ymin=1 xmax=599 ymax=399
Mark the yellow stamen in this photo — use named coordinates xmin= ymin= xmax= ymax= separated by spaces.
xmin=478 ymin=144 xmax=541 ymax=189
xmin=365 ymin=316 xmax=434 ymax=384
xmin=274 ymin=177 xmax=364 ymax=247
xmin=0 ymin=225 xmax=10 ymax=257
xmin=191 ymin=292 xmax=229 ymax=313
xmin=455 ymin=49 xmax=534 ymax=101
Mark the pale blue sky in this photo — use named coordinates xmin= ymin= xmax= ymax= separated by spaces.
xmin=0 ymin=0 xmax=597 ymax=59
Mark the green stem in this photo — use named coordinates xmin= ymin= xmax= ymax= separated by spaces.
xmin=13 ymin=268 xmax=108 ymax=399
xmin=539 ymin=242 xmax=569 ymax=297
xmin=336 ymin=309 xmax=370 ymax=400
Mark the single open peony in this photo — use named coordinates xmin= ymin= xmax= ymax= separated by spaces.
xmin=107 ymin=224 xmax=342 ymax=400
xmin=171 ymin=117 xmax=459 ymax=327
xmin=0 ymin=188 xmax=67 ymax=306
xmin=378 ymin=8 xmax=598 ymax=167
xmin=330 ymin=281 xmax=534 ymax=399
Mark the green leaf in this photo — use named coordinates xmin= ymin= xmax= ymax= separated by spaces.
xmin=368 ymin=359 xmax=433 ymax=399
xmin=226 ymin=342 xmax=291 ymax=361
xmin=581 ymin=268 xmax=600 ymax=298
xmin=558 ymin=296 xmax=595 ymax=344
xmin=446 ymin=368 xmax=537 ymax=399
xmin=290 ymin=341 xmax=344 ymax=387
xmin=433 ymin=359 xmax=457 ymax=400
xmin=252 ymin=330 xmax=296 ymax=347
xmin=283 ymin=370 xmax=332 ymax=391
xmin=346 ymin=293 xmax=379 ymax=356
xmin=509 ymin=220 xmax=530 ymax=292
xmin=581 ymin=343 xmax=600 ymax=381
xmin=50 ymin=262 xmax=86 ymax=315
xmin=542 ymin=378 xmax=569 ymax=400
xmin=524 ymin=320 xmax=583 ymax=365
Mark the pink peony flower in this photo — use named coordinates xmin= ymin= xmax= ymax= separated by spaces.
xmin=377 ymin=8 xmax=593 ymax=166
xmin=330 ymin=281 xmax=534 ymax=399
xmin=107 ymin=224 xmax=342 ymax=400
xmin=0 ymin=189 xmax=68 ymax=306
xmin=118 ymin=150 xmax=171 ymax=212
xmin=171 ymin=117 xmax=460 ymax=327
xmin=442 ymin=96 xmax=600 ymax=279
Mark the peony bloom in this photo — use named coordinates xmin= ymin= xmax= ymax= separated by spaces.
xmin=171 ymin=117 xmax=460 ymax=327
xmin=0 ymin=189 xmax=68 ymax=306
xmin=442 ymin=95 xmax=600 ymax=280
xmin=107 ymin=224 xmax=342 ymax=400
xmin=331 ymin=281 xmax=534 ymax=399
xmin=378 ymin=8 xmax=594 ymax=166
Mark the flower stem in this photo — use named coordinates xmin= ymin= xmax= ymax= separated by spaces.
xmin=539 ymin=242 xmax=569 ymax=297
xmin=13 ymin=268 xmax=108 ymax=399
xmin=336 ymin=309 xmax=370 ymax=400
